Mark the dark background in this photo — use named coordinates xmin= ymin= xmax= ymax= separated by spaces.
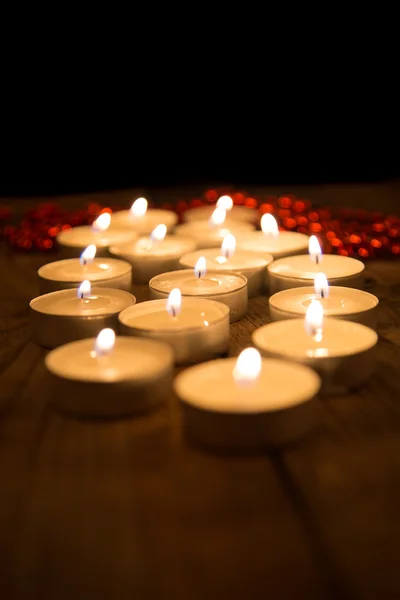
xmin=1 ymin=104 xmax=397 ymax=197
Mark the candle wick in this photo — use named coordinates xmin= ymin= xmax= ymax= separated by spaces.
xmin=320 ymin=289 xmax=325 ymax=299
xmin=315 ymin=255 xmax=319 ymax=265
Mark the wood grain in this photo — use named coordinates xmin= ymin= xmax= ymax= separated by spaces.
xmin=1 ymin=214 xmax=400 ymax=598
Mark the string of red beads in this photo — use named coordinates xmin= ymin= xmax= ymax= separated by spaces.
xmin=1 ymin=191 xmax=399 ymax=259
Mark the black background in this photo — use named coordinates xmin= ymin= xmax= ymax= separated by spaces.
xmin=1 ymin=99 xmax=397 ymax=196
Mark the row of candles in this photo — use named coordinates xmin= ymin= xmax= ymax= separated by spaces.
xmin=30 ymin=196 xmax=379 ymax=448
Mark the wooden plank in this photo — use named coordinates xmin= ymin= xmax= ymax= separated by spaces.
xmin=1 ymin=245 xmax=400 ymax=597
xmin=278 ymin=263 xmax=400 ymax=599
xmin=0 ymin=258 xmax=326 ymax=598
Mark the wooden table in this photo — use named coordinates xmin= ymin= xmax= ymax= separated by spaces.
xmin=1 ymin=193 xmax=400 ymax=598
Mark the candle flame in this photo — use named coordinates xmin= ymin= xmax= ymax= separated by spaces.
xmin=77 ymin=279 xmax=91 ymax=299
xmin=92 ymin=212 xmax=111 ymax=232
xmin=94 ymin=328 xmax=115 ymax=357
xmin=261 ymin=213 xmax=279 ymax=237
xmin=216 ymin=195 xmax=233 ymax=211
xmin=194 ymin=256 xmax=207 ymax=279
xmin=80 ymin=244 xmax=97 ymax=266
xmin=305 ymin=299 xmax=324 ymax=342
xmin=232 ymin=348 xmax=262 ymax=387
xmin=309 ymin=235 xmax=322 ymax=264
xmin=209 ymin=207 xmax=226 ymax=228
xmin=221 ymin=233 xmax=236 ymax=259
xmin=130 ymin=197 xmax=148 ymax=218
xmin=314 ymin=272 xmax=329 ymax=299
xmin=166 ymin=288 xmax=182 ymax=318
xmin=150 ymin=224 xmax=167 ymax=242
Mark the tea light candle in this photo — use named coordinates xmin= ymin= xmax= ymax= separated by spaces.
xmin=268 ymin=235 xmax=365 ymax=293
xmin=38 ymin=246 xmax=132 ymax=294
xmin=110 ymin=197 xmax=178 ymax=234
xmin=119 ymin=289 xmax=230 ymax=364
xmin=175 ymin=348 xmax=321 ymax=449
xmin=45 ymin=329 xmax=174 ymax=416
xmin=149 ymin=259 xmax=248 ymax=322
xmin=269 ymin=272 xmax=379 ymax=329
xmin=174 ymin=207 xmax=255 ymax=249
xmin=109 ymin=224 xmax=197 ymax=284
xmin=57 ymin=213 xmax=137 ymax=257
xmin=236 ymin=214 xmax=309 ymax=259
xmin=252 ymin=300 xmax=378 ymax=393
xmin=30 ymin=281 xmax=136 ymax=348
xmin=183 ymin=195 xmax=258 ymax=225
xmin=179 ymin=234 xmax=273 ymax=297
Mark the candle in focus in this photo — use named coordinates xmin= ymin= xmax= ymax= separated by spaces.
xmin=174 ymin=347 xmax=321 ymax=448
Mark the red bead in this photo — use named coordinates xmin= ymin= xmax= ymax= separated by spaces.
xmin=259 ymin=203 xmax=274 ymax=214
xmin=204 ymin=189 xmax=218 ymax=203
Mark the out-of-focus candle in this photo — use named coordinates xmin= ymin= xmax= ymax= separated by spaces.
xmin=110 ymin=197 xmax=178 ymax=234
xmin=45 ymin=329 xmax=174 ymax=416
xmin=109 ymin=224 xmax=196 ymax=283
xmin=38 ymin=246 xmax=132 ymax=294
xmin=175 ymin=206 xmax=255 ymax=249
xmin=182 ymin=195 xmax=258 ymax=225
xmin=174 ymin=348 xmax=321 ymax=448
xmin=179 ymin=234 xmax=272 ymax=297
xmin=235 ymin=214 xmax=309 ymax=260
xmin=269 ymin=272 xmax=379 ymax=329
xmin=253 ymin=299 xmax=378 ymax=393
xmin=30 ymin=281 xmax=136 ymax=347
xmin=57 ymin=213 xmax=137 ymax=257
xmin=267 ymin=235 xmax=365 ymax=293
xmin=149 ymin=257 xmax=248 ymax=322
xmin=119 ymin=288 xmax=230 ymax=364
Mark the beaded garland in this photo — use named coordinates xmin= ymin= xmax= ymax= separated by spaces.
xmin=1 ymin=190 xmax=399 ymax=259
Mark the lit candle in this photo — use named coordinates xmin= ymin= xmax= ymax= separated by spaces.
xmin=182 ymin=195 xmax=259 ymax=225
xmin=110 ymin=197 xmax=178 ymax=234
xmin=119 ymin=287 xmax=230 ymax=364
xmin=174 ymin=348 xmax=321 ymax=448
xmin=149 ymin=257 xmax=248 ymax=322
xmin=45 ymin=329 xmax=174 ymax=416
xmin=235 ymin=214 xmax=309 ymax=260
xmin=109 ymin=224 xmax=196 ymax=284
xmin=179 ymin=234 xmax=273 ymax=297
xmin=252 ymin=300 xmax=378 ymax=393
xmin=30 ymin=280 xmax=136 ymax=348
xmin=57 ymin=212 xmax=137 ymax=258
xmin=38 ymin=245 xmax=132 ymax=294
xmin=175 ymin=206 xmax=255 ymax=249
xmin=269 ymin=272 xmax=379 ymax=329
xmin=267 ymin=235 xmax=365 ymax=294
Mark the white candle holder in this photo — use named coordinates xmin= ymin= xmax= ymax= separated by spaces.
xmin=174 ymin=357 xmax=321 ymax=449
xmin=57 ymin=226 xmax=137 ymax=258
xmin=110 ymin=208 xmax=178 ymax=234
xmin=119 ymin=298 xmax=230 ymax=365
xmin=268 ymin=254 xmax=365 ymax=294
xmin=252 ymin=318 xmax=378 ymax=394
xmin=179 ymin=249 xmax=272 ymax=298
xmin=30 ymin=287 xmax=136 ymax=348
xmin=236 ymin=230 xmax=310 ymax=260
xmin=269 ymin=286 xmax=379 ymax=329
xmin=109 ymin=236 xmax=196 ymax=284
xmin=183 ymin=205 xmax=258 ymax=225
xmin=45 ymin=337 xmax=174 ymax=417
xmin=174 ymin=221 xmax=254 ymax=249
xmin=149 ymin=270 xmax=248 ymax=322
xmin=38 ymin=258 xmax=132 ymax=294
